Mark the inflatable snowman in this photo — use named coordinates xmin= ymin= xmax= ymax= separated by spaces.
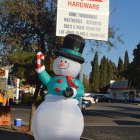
xmin=32 ymin=34 xmax=85 ymax=140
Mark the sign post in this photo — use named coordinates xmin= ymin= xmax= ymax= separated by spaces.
xmin=56 ymin=0 xmax=109 ymax=41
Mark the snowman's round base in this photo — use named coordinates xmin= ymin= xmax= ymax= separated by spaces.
xmin=32 ymin=95 xmax=84 ymax=140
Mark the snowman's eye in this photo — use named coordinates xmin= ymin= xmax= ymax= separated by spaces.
xmin=60 ymin=60 xmax=62 ymax=62
xmin=65 ymin=61 xmax=67 ymax=63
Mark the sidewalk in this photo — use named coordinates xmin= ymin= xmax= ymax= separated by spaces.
xmin=0 ymin=126 xmax=34 ymax=140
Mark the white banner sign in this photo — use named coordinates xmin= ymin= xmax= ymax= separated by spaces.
xmin=56 ymin=0 xmax=109 ymax=41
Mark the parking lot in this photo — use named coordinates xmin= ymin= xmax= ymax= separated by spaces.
xmin=82 ymin=102 xmax=140 ymax=140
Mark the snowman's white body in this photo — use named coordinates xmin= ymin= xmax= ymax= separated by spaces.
xmin=32 ymin=95 xmax=84 ymax=140
xmin=32 ymin=56 xmax=84 ymax=140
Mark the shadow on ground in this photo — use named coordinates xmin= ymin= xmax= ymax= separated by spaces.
xmin=114 ymin=120 xmax=140 ymax=125
xmin=0 ymin=127 xmax=34 ymax=140
xmin=104 ymin=105 xmax=140 ymax=112
xmin=83 ymin=109 xmax=140 ymax=120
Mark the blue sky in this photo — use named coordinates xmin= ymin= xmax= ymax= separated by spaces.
xmin=82 ymin=0 xmax=140 ymax=77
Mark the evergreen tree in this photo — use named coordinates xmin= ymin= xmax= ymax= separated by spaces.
xmin=106 ymin=59 xmax=112 ymax=84
xmin=124 ymin=50 xmax=129 ymax=69
xmin=127 ymin=44 xmax=140 ymax=89
xmin=117 ymin=57 xmax=124 ymax=80
xmin=89 ymin=52 xmax=99 ymax=91
xmin=89 ymin=72 xmax=92 ymax=84
xmin=109 ymin=60 xmax=118 ymax=80
xmin=99 ymin=56 xmax=107 ymax=88
xmin=123 ymin=50 xmax=130 ymax=79
xmin=83 ymin=74 xmax=91 ymax=92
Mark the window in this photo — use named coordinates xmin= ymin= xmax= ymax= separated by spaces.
xmin=124 ymin=92 xmax=129 ymax=97
xmin=136 ymin=91 xmax=140 ymax=98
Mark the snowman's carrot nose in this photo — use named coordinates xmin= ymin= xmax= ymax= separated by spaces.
xmin=60 ymin=61 xmax=65 ymax=66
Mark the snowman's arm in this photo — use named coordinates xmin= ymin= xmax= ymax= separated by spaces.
xmin=35 ymin=52 xmax=51 ymax=87
xmin=64 ymin=80 xmax=84 ymax=98
xmin=38 ymin=69 xmax=51 ymax=87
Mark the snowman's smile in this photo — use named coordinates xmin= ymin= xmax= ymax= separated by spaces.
xmin=58 ymin=63 xmax=69 ymax=69
xmin=58 ymin=60 xmax=69 ymax=69
xmin=53 ymin=57 xmax=81 ymax=77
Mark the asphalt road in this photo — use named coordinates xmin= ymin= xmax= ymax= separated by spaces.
xmin=82 ymin=102 xmax=140 ymax=140
xmin=11 ymin=107 xmax=31 ymax=125
xmin=82 ymin=126 xmax=140 ymax=140
xmin=83 ymin=102 xmax=140 ymax=126
xmin=11 ymin=102 xmax=140 ymax=140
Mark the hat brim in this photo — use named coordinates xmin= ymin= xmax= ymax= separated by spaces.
xmin=54 ymin=50 xmax=85 ymax=64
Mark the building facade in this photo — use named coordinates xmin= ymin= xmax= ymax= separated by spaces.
xmin=110 ymin=81 xmax=140 ymax=102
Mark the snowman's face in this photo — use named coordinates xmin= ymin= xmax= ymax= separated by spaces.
xmin=53 ymin=56 xmax=81 ymax=77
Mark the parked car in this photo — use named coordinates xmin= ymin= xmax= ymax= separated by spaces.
xmin=81 ymin=99 xmax=91 ymax=110
xmin=93 ymin=95 xmax=113 ymax=102
xmin=82 ymin=99 xmax=91 ymax=107
xmin=81 ymin=103 xmax=86 ymax=110
xmin=82 ymin=95 xmax=95 ymax=104
xmin=84 ymin=93 xmax=93 ymax=97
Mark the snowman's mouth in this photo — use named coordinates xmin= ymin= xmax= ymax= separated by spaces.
xmin=58 ymin=64 xmax=69 ymax=69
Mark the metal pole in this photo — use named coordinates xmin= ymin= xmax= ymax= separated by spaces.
xmin=78 ymin=58 xmax=84 ymax=110
xmin=5 ymin=69 xmax=9 ymax=92
xmin=15 ymin=78 xmax=20 ymax=100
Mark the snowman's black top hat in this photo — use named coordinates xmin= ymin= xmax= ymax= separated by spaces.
xmin=55 ymin=34 xmax=85 ymax=63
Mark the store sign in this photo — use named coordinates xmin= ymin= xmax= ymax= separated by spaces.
xmin=56 ymin=0 xmax=109 ymax=41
